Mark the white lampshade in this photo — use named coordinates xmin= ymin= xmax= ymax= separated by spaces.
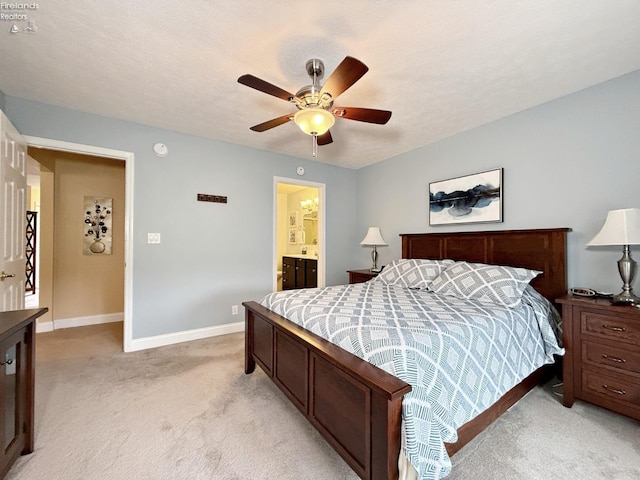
xmin=586 ymin=208 xmax=640 ymax=246
xmin=360 ymin=227 xmax=387 ymax=246
xmin=293 ymin=108 xmax=335 ymax=136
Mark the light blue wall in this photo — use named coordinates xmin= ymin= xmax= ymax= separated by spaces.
xmin=6 ymin=69 xmax=639 ymax=339
xmin=356 ymin=70 xmax=640 ymax=294
xmin=0 ymin=89 xmax=5 ymax=111
xmin=4 ymin=97 xmax=358 ymax=338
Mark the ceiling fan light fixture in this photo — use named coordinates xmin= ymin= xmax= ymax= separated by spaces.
xmin=293 ymin=108 xmax=335 ymax=136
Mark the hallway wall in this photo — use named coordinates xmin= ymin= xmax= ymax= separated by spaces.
xmin=29 ymin=148 xmax=125 ymax=323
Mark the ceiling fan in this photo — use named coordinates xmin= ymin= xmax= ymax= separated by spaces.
xmin=237 ymin=56 xmax=392 ymax=157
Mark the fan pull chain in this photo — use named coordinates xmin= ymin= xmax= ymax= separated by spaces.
xmin=312 ymin=135 xmax=318 ymax=157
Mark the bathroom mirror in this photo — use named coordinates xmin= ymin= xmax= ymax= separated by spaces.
xmin=303 ymin=211 xmax=318 ymax=245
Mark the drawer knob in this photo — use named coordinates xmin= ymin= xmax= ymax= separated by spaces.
xmin=0 ymin=359 xmax=13 ymax=366
xmin=601 ymin=354 xmax=625 ymax=364
xmin=602 ymin=384 xmax=626 ymax=396
xmin=602 ymin=324 xmax=626 ymax=332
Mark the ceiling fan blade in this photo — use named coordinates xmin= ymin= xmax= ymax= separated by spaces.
xmin=332 ymin=107 xmax=392 ymax=124
xmin=319 ymin=56 xmax=369 ymax=100
xmin=317 ymin=130 xmax=333 ymax=146
xmin=238 ymin=74 xmax=297 ymax=102
xmin=249 ymin=114 xmax=294 ymax=132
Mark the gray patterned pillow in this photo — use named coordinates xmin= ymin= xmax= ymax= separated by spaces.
xmin=374 ymin=258 xmax=454 ymax=289
xmin=429 ymin=261 xmax=541 ymax=307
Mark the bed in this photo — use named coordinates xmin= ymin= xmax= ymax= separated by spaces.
xmin=243 ymin=228 xmax=569 ymax=480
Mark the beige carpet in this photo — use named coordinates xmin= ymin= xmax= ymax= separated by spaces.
xmin=6 ymin=323 xmax=639 ymax=480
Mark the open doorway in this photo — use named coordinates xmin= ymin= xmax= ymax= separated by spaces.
xmin=274 ymin=177 xmax=325 ymax=292
xmin=24 ymin=136 xmax=134 ymax=352
xmin=24 ymin=155 xmax=41 ymax=309
xmin=26 ymin=148 xmax=125 ymax=335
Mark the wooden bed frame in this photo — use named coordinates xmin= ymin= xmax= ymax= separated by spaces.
xmin=243 ymin=228 xmax=569 ymax=480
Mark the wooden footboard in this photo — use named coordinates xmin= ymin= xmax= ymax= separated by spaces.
xmin=243 ymin=301 xmax=411 ymax=480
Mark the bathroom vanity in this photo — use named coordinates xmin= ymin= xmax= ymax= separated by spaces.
xmin=282 ymin=256 xmax=317 ymax=290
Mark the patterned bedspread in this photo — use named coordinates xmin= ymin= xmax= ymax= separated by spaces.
xmin=259 ymin=281 xmax=564 ymax=480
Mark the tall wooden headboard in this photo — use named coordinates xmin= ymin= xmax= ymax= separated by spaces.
xmin=400 ymin=228 xmax=571 ymax=303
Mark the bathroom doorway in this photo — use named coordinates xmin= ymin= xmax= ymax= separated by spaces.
xmin=274 ymin=177 xmax=325 ymax=292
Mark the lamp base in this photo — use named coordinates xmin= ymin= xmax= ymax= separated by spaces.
xmin=370 ymin=245 xmax=379 ymax=272
xmin=611 ymin=291 xmax=640 ymax=305
xmin=612 ymin=246 xmax=638 ymax=305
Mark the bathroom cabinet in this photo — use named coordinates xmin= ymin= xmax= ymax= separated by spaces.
xmin=303 ymin=258 xmax=317 ymax=288
xmin=282 ymin=256 xmax=317 ymax=290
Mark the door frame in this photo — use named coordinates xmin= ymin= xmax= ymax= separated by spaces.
xmin=274 ymin=176 xmax=325 ymax=291
xmin=24 ymin=136 xmax=134 ymax=353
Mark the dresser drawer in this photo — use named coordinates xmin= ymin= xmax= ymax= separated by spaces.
xmin=582 ymin=369 xmax=640 ymax=409
xmin=581 ymin=311 xmax=640 ymax=346
xmin=582 ymin=341 xmax=640 ymax=377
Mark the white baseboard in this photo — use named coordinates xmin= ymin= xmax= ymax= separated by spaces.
xmin=36 ymin=312 xmax=123 ymax=333
xmin=36 ymin=313 xmax=244 ymax=352
xmin=36 ymin=321 xmax=54 ymax=333
xmin=127 ymin=321 xmax=245 ymax=352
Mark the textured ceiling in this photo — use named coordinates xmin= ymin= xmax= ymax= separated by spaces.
xmin=1 ymin=1 xmax=639 ymax=169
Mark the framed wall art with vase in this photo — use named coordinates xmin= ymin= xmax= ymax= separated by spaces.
xmin=83 ymin=196 xmax=113 ymax=255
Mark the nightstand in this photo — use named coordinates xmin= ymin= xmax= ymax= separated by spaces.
xmin=557 ymin=295 xmax=640 ymax=420
xmin=347 ymin=269 xmax=379 ymax=284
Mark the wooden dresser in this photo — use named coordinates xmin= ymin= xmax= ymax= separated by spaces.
xmin=557 ymin=295 xmax=640 ymax=420
xmin=1 ymin=308 xmax=48 ymax=479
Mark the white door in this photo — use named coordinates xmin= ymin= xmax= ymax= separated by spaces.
xmin=0 ymin=110 xmax=27 ymax=312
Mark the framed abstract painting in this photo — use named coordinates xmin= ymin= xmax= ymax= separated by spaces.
xmin=429 ymin=168 xmax=503 ymax=226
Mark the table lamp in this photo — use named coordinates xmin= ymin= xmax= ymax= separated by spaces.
xmin=360 ymin=227 xmax=387 ymax=272
xmin=586 ymin=208 xmax=640 ymax=304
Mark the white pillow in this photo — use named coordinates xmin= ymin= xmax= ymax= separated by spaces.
xmin=429 ymin=261 xmax=541 ymax=307
xmin=374 ymin=258 xmax=454 ymax=289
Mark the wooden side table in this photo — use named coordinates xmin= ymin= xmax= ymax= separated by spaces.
xmin=347 ymin=269 xmax=379 ymax=284
xmin=557 ymin=295 xmax=640 ymax=420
